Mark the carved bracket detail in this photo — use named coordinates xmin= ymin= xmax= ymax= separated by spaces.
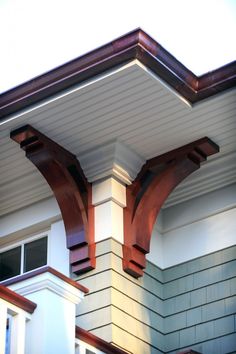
xmin=11 ymin=125 xmax=95 ymax=275
xmin=123 ymin=137 xmax=219 ymax=278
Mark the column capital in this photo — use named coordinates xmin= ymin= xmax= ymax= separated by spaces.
xmin=79 ymin=141 xmax=145 ymax=185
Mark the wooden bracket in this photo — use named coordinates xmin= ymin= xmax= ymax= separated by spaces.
xmin=123 ymin=137 xmax=219 ymax=278
xmin=10 ymin=125 xmax=95 ymax=275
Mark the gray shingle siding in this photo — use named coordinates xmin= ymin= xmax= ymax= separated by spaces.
xmin=76 ymin=240 xmax=236 ymax=354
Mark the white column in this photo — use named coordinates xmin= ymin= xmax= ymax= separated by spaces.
xmin=92 ymin=178 xmax=126 ymax=244
xmin=75 ymin=340 xmax=86 ymax=354
xmin=9 ymin=271 xmax=84 ymax=354
xmin=0 ymin=301 xmax=7 ymax=354
xmin=10 ymin=312 xmax=26 ymax=354
xmin=25 ymin=289 xmax=75 ymax=354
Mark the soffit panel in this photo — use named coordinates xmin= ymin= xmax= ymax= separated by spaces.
xmin=0 ymin=61 xmax=235 ymax=215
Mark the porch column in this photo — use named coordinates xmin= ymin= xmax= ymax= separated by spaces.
xmin=0 ymin=301 xmax=7 ymax=354
xmin=8 ymin=268 xmax=88 ymax=354
xmin=10 ymin=312 xmax=26 ymax=354
xmin=93 ymin=177 xmax=126 ymax=244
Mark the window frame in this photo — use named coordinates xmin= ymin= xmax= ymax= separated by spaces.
xmin=0 ymin=231 xmax=49 ymax=281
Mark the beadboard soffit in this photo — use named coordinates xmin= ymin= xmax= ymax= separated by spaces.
xmin=0 ymin=56 xmax=235 ymax=216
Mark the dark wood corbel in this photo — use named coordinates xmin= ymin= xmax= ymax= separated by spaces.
xmin=10 ymin=125 xmax=95 ymax=275
xmin=123 ymin=137 xmax=219 ymax=278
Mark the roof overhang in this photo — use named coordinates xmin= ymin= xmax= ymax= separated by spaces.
xmin=0 ymin=29 xmax=235 ymax=216
xmin=0 ymin=28 xmax=235 ymax=120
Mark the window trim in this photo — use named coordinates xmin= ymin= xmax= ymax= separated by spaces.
xmin=0 ymin=231 xmax=49 ymax=281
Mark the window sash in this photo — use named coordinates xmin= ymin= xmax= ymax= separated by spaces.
xmin=0 ymin=235 xmax=48 ymax=281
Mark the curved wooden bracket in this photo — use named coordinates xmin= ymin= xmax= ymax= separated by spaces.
xmin=123 ymin=137 xmax=219 ymax=278
xmin=10 ymin=125 xmax=95 ymax=275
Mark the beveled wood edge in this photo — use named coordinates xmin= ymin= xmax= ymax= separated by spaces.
xmin=75 ymin=326 xmax=128 ymax=354
xmin=1 ymin=266 xmax=89 ymax=294
xmin=0 ymin=28 xmax=235 ymax=119
xmin=0 ymin=284 xmax=37 ymax=314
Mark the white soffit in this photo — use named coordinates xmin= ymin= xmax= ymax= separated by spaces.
xmin=0 ymin=60 xmax=235 ymax=215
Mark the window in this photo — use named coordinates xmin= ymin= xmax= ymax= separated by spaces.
xmin=0 ymin=247 xmax=21 ymax=281
xmin=0 ymin=236 xmax=47 ymax=281
xmin=24 ymin=237 xmax=47 ymax=272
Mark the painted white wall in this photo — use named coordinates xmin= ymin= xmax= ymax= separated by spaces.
xmin=146 ymin=212 xmax=164 ymax=268
xmin=0 ymin=197 xmax=60 ymax=242
xmin=163 ymin=183 xmax=236 ymax=233
xmin=162 ymin=207 xmax=236 ymax=268
xmin=148 ymin=184 xmax=236 ymax=269
xmin=0 ymin=197 xmax=70 ymax=277
xmin=48 ymin=220 xmax=70 ymax=277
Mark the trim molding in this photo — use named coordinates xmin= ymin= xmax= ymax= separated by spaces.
xmin=1 ymin=266 xmax=89 ymax=294
xmin=0 ymin=284 xmax=37 ymax=314
xmin=10 ymin=125 xmax=95 ymax=275
xmin=75 ymin=325 xmax=128 ymax=354
xmin=79 ymin=140 xmax=145 ymax=184
xmin=123 ymin=137 xmax=219 ymax=277
xmin=1 ymin=28 xmax=235 ymax=119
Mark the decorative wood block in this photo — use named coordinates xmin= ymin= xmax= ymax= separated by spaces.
xmin=123 ymin=137 xmax=219 ymax=278
xmin=10 ymin=125 xmax=95 ymax=275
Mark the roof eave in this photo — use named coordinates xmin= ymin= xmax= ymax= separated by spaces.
xmin=0 ymin=28 xmax=235 ymax=120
